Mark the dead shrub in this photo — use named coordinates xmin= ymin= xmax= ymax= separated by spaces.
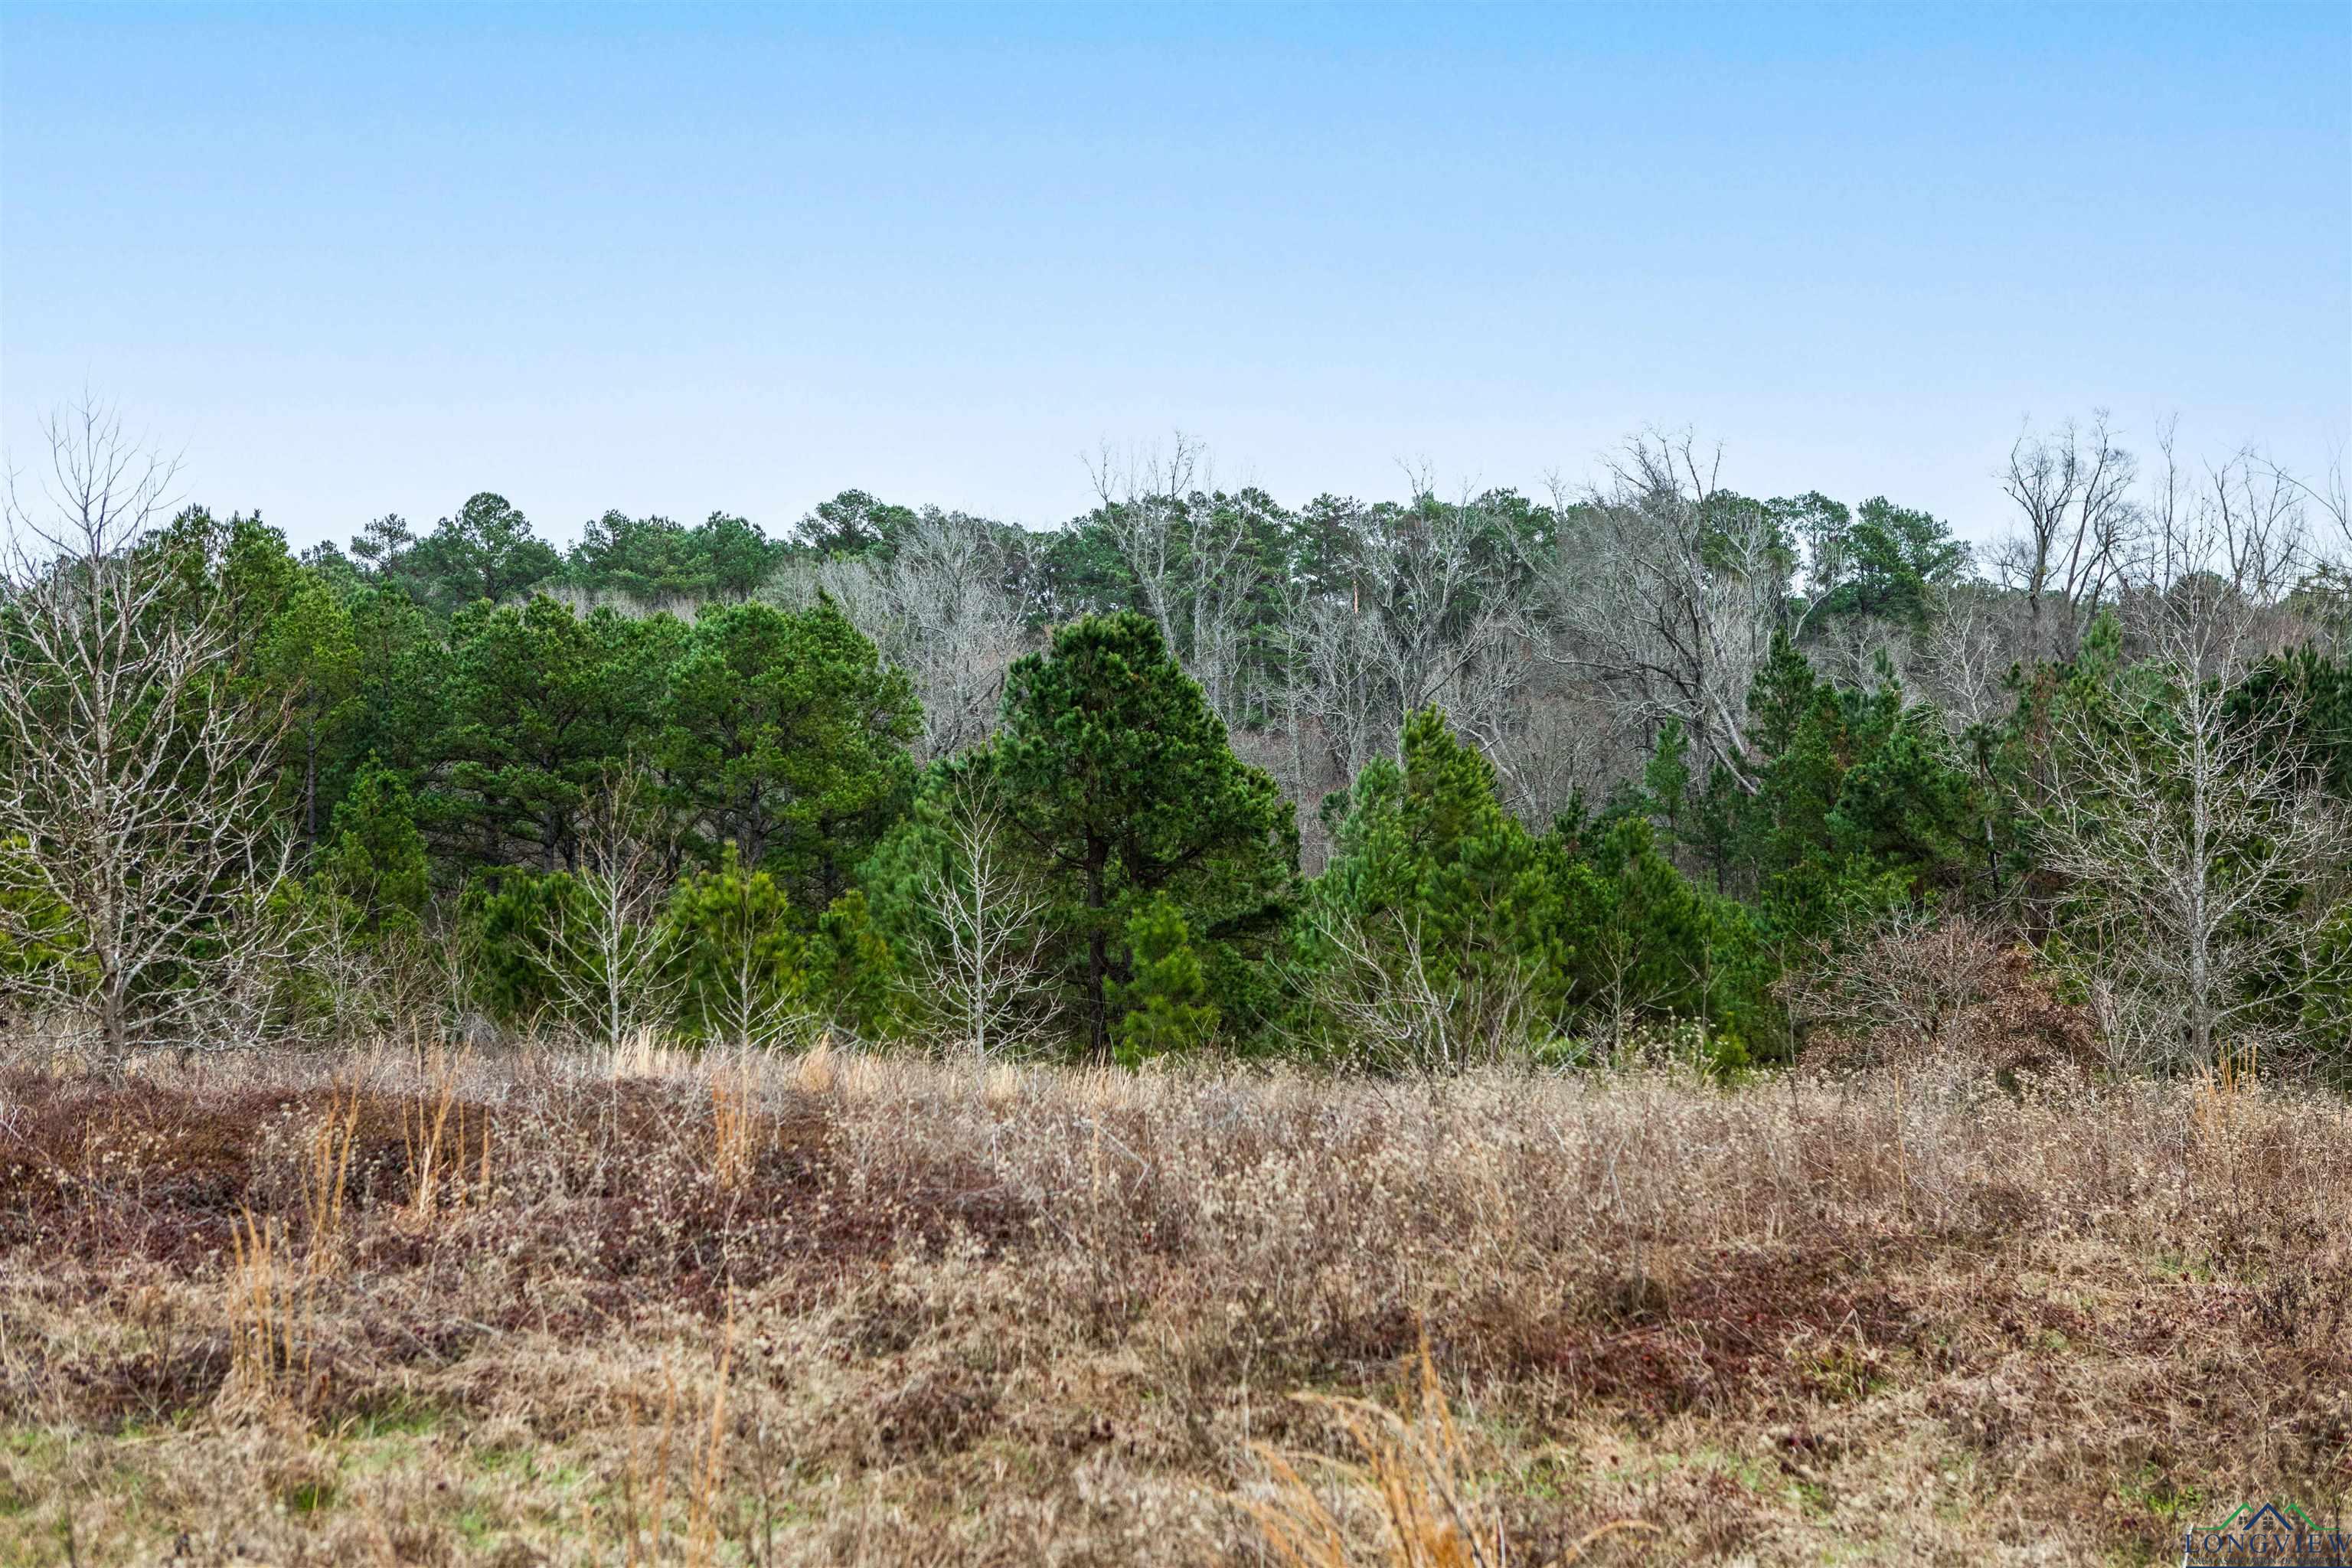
xmin=1786 ymin=910 xmax=2099 ymax=1079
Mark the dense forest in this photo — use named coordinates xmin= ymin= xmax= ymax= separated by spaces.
xmin=3 ymin=409 xmax=2347 ymax=1077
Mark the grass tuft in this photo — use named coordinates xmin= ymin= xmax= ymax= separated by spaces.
xmin=1 ymin=1050 xmax=2344 ymax=1565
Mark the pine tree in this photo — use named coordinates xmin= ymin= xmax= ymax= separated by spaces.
xmin=666 ymin=844 xmax=807 ymax=1050
xmin=657 ymin=597 xmax=919 ymax=912
xmin=806 ymin=889 xmax=900 ymax=1040
xmin=322 ymin=758 xmax=430 ymax=932
xmin=259 ymin=573 xmax=363 ymax=850
xmin=439 ymin=596 xmax=678 ymax=871
xmin=1112 ymin=895 xmax=1218 ymax=1063
xmin=1295 ymin=707 xmax=1567 ymax=1067
xmin=989 ymin=611 xmax=1295 ymax=1060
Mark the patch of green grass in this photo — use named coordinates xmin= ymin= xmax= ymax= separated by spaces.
xmin=0 ymin=1429 xmax=66 ymax=1464
xmin=469 ymin=1441 xmax=591 ymax=1495
xmin=338 ymin=1396 xmax=446 ymax=1440
xmin=451 ymin=1498 xmax=505 ymax=1547
xmin=336 ymin=1432 xmax=429 ymax=1479
xmin=1788 ymin=1478 xmax=1832 ymax=1518
xmin=2118 ymin=1465 xmax=2204 ymax=1521
xmin=284 ymin=1478 xmax=337 ymax=1515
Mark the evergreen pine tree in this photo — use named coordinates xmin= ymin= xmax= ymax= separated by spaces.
xmin=1112 ymin=895 xmax=1218 ymax=1063
xmin=989 ymin=612 xmax=1295 ymax=1060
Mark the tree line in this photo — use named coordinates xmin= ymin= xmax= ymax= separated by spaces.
xmin=2 ymin=405 xmax=2347 ymax=1076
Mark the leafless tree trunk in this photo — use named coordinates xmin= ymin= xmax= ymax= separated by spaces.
xmin=2263 ymin=446 xmax=2347 ymax=565
xmin=537 ymin=771 xmax=682 ymax=1047
xmin=1531 ymin=433 xmax=1782 ymax=790
xmin=1995 ymin=412 xmax=2144 ymax=664
xmin=904 ymin=769 xmax=1057 ymax=1057
xmin=2034 ymin=471 xmax=2339 ymax=1072
xmin=0 ymin=403 xmax=299 ymax=1062
xmin=1085 ymin=435 xmax=1269 ymax=728
xmin=1085 ymin=433 xmax=1201 ymax=652
xmin=766 ymin=508 xmax=1034 ymax=761
xmin=1279 ymin=486 xmax=1528 ymax=803
xmin=1917 ymin=586 xmax=2022 ymax=737
xmin=824 ymin=510 xmax=1031 ymax=760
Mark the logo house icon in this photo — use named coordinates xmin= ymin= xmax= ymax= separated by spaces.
xmin=2183 ymin=1501 xmax=2352 ymax=1567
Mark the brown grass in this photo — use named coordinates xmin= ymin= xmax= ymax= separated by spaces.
xmin=220 ymin=1208 xmax=314 ymax=1415
xmin=0 ymin=1048 xmax=2346 ymax=1566
xmin=709 ymin=1058 xmax=759 ymax=1197
xmin=400 ymin=1050 xmax=494 ymax=1227
xmin=1248 ymin=1326 xmax=1653 ymax=1568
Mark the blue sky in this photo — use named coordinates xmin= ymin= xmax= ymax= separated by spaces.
xmin=2 ymin=2 xmax=2346 ymax=552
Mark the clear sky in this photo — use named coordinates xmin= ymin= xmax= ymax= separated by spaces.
xmin=2 ymin=2 xmax=2347 ymax=553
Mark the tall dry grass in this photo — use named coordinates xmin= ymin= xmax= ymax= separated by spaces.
xmin=0 ymin=1046 xmax=2345 ymax=1566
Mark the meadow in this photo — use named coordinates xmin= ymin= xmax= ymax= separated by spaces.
xmin=2 ymin=1047 xmax=2344 ymax=1566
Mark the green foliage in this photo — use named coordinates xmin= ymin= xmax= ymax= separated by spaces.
xmin=665 ymin=844 xmax=807 ymax=1048
xmin=257 ymin=571 xmax=364 ymax=844
xmin=103 ymin=462 xmax=2340 ymax=1076
xmin=656 ymin=597 xmax=918 ymax=911
xmin=1838 ymin=498 xmax=1969 ymax=629
xmin=463 ymin=870 xmax=575 ymax=1026
xmin=793 ymin=490 xmax=917 ymax=559
xmin=321 ymin=760 xmax=431 ymax=932
xmin=1112 ymin=895 xmax=1218 ymax=1064
xmin=1554 ymin=815 xmax=1775 ymax=1063
xmin=1642 ymin=719 xmax=1691 ymax=838
xmin=2301 ymin=901 xmax=2352 ymax=1076
xmin=988 ymin=611 xmax=1297 ymax=1057
xmin=438 ymin=596 xmax=678 ymax=869
xmin=1294 ymin=707 xmax=1566 ymax=1064
xmin=339 ymin=585 xmax=449 ymax=784
xmin=0 ymin=838 xmax=86 ymax=987
xmin=1730 ymin=630 xmax=1976 ymax=942
xmin=805 ymin=889 xmax=900 ymax=1040
xmin=564 ymin=511 xmax=784 ymax=602
xmin=387 ymin=493 xmax=562 ymax=613
xmin=2231 ymin=645 xmax=2352 ymax=801
xmin=1771 ymin=492 xmax=1967 ymax=633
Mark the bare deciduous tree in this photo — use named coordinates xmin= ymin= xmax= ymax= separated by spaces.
xmin=1781 ymin=908 xmax=2007 ymax=1063
xmin=2263 ymin=445 xmax=2347 ymax=564
xmin=903 ymin=769 xmax=1057 ymax=1057
xmin=1995 ymin=412 xmax=2144 ymax=663
xmin=1083 ymin=433 xmax=1275 ymax=730
xmin=0 ymin=403 xmax=299 ymax=1062
xmin=1534 ymin=433 xmax=1784 ymax=789
xmin=1917 ymin=585 xmax=2022 ymax=737
xmin=2035 ymin=473 xmax=2340 ymax=1072
xmin=1280 ymin=486 xmax=1529 ymax=812
xmin=803 ymin=508 xmax=1033 ymax=760
xmin=535 ymin=771 xmax=683 ymax=1047
xmin=1290 ymin=907 xmax=1545 ymax=1073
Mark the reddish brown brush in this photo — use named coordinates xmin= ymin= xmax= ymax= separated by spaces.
xmin=0 ymin=1050 xmax=2344 ymax=1566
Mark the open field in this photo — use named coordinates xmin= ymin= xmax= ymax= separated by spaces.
xmin=0 ymin=1048 xmax=2346 ymax=1566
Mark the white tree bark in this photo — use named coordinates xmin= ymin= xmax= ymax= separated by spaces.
xmin=1530 ymin=433 xmax=1783 ymax=790
xmin=905 ymin=769 xmax=1058 ymax=1058
xmin=0 ymin=403 xmax=299 ymax=1061
xmin=537 ymin=771 xmax=682 ymax=1047
xmin=2035 ymin=466 xmax=2339 ymax=1071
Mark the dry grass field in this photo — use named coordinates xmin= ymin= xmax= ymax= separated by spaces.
xmin=0 ymin=1046 xmax=2345 ymax=1566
